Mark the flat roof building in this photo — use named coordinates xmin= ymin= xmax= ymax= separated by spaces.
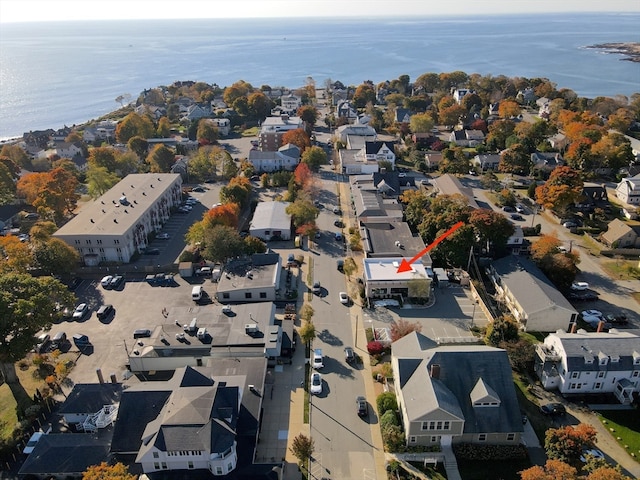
xmin=361 ymin=221 xmax=431 ymax=266
xmin=53 ymin=173 xmax=182 ymax=265
xmin=249 ymin=201 xmax=292 ymax=241
xmin=363 ymin=257 xmax=431 ymax=302
xmin=216 ymin=253 xmax=282 ymax=303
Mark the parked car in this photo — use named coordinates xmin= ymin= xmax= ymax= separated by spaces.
xmin=539 ymin=403 xmax=566 ymax=416
xmin=337 ymin=259 xmax=344 ymax=272
xmin=72 ymin=333 xmax=90 ymax=348
xmin=563 ymin=221 xmax=578 ymax=228
xmin=312 ymin=281 xmax=321 ymax=294
xmin=109 ymin=275 xmax=124 ymax=289
xmin=34 ymin=333 xmax=50 ymax=353
xmin=312 ymin=349 xmax=324 ymax=369
xmin=332 ymin=207 xmax=342 ymax=215
xmin=339 ymin=292 xmax=349 ymax=305
xmin=157 ymin=233 xmax=170 ymax=239
xmin=335 ymin=232 xmax=343 ymax=241
xmin=133 ymin=329 xmax=151 ymax=339
xmin=580 ymin=448 xmax=605 ymax=463
xmin=72 ymin=303 xmax=89 ymax=320
xmin=510 ymin=214 xmax=524 ymax=221
xmin=571 ymin=282 xmax=589 ymax=291
xmin=310 ymin=372 xmax=323 ymax=395
xmin=502 ymin=205 xmax=515 ymax=212
xmin=605 ymin=313 xmax=628 ymax=325
xmin=344 ymin=346 xmax=355 ymax=363
xmin=67 ymin=277 xmax=82 ymax=291
xmin=196 ymin=266 xmax=212 ymax=276
xmin=334 ymin=220 xmax=344 ymax=228
xmin=356 ymin=396 xmax=368 ymax=417
xmin=191 ymin=186 xmax=206 ymax=193
xmin=50 ymin=331 xmax=67 ymax=349
xmin=100 ymin=275 xmax=113 ymax=288
xmin=96 ymin=304 xmax=114 ymax=320
xmin=515 ymin=204 xmax=525 ymax=213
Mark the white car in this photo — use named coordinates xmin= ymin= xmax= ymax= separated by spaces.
xmin=581 ymin=310 xmax=603 ymax=318
xmin=100 ymin=275 xmax=113 ymax=287
xmin=157 ymin=233 xmax=170 ymax=240
xmin=580 ymin=448 xmax=604 ymax=463
xmin=571 ymin=282 xmax=589 ymax=291
xmin=72 ymin=303 xmax=89 ymax=320
xmin=339 ymin=292 xmax=349 ymax=304
xmin=310 ymin=372 xmax=322 ymax=395
xmin=312 ymin=349 xmax=324 ymax=369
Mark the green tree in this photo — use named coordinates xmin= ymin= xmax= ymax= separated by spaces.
xmin=376 ymin=391 xmax=397 ymax=414
xmin=469 ymin=208 xmax=515 ymax=257
xmin=156 ymin=116 xmax=171 ymax=138
xmin=0 ymin=274 xmax=75 ymax=384
xmin=202 ymin=225 xmax=246 ymax=264
xmin=286 ymin=199 xmax=319 ymax=228
xmin=409 ymin=112 xmax=435 ymax=134
xmin=115 ymin=112 xmax=155 ymax=143
xmin=499 ymin=143 xmax=532 ymax=175
xmin=352 ymin=83 xmax=376 ymax=108
xmin=221 ymin=153 xmax=239 ymax=180
xmin=196 ymin=119 xmax=219 ymax=145
xmin=399 ymin=189 xmax=431 ymax=230
xmin=289 ymin=433 xmax=314 ymax=470
xmin=244 ymin=235 xmax=266 ymax=255
xmin=485 ymin=315 xmax=519 ymax=346
xmin=0 ymin=144 xmax=31 ymax=169
xmin=297 ymin=105 xmax=319 ymax=130
xmin=0 ymin=162 xmax=16 ymax=204
xmin=247 ymin=91 xmax=273 ymax=120
xmin=298 ymin=320 xmax=316 ymax=346
xmin=188 ymin=146 xmax=224 ymax=182
xmin=342 ymin=257 xmax=357 ymax=279
xmin=439 ymin=147 xmax=470 ymax=175
xmin=32 ymin=238 xmax=80 ymax=277
xmin=127 ymin=136 xmax=149 ymax=160
xmin=300 ymin=304 xmax=315 ymax=322
xmin=300 ymin=146 xmax=326 ymax=171
xmin=86 ymin=164 xmax=120 ymax=199
xmin=220 ymin=177 xmax=252 ymax=208
xmin=146 ymin=144 xmax=175 ymax=173
xmin=406 ymin=276 xmax=430 ymax=301
xmin=88 ymin=146 xmax=119 ymax=172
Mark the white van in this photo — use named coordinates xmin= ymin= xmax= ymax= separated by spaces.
xmin=191 ymin=285 xmax=203 ymax=301
xmin=313 ymin=349 xmax=324 ymax=369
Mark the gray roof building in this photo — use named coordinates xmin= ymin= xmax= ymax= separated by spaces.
xmin=361 ymin=221 xmax=430 ymax=265
xmin=392 ymin=332 xmax=523 ymax=448
xmin=216 ymin=253 xmax=282 ymax=304
xmin=488 ymin=255 xmax=578 ymax=332
xmin=431 ymin=174 xmax=479 ymax=209
xmin=53 ymin=173 xmax=183 ymax=264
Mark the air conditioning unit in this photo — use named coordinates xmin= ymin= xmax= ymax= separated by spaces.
xmin=245 ymin=323 xmax=259 ymax=334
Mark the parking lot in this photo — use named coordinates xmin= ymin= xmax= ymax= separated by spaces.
xmin=363 ymin=284 xmax=489 ymax=343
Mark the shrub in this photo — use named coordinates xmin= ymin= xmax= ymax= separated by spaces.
xmin=380 ymin=410 xmax=399 ymax=429
xmin=179 ymin=250 xmax=196 ymax=262
xmin=367 ymin=340 xmax=384 ymax=355
xmin=376 ymin=391 xmax=397 ymax=415
xmin=381 ymin=424 xmax=405 ymax=452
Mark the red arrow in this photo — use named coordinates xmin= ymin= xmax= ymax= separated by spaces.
xmin=397 ymin=221 xmax=464 ymax=273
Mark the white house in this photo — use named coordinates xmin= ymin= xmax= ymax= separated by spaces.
xmin=535 ymin=329 xmax=640 ymax=404
xmin=280 ymin=94 xmax=302 ymax=114
xmin=362 ymin=257 xmax=431 ymax=302
xmin=210 ymin=118 xmax=231 ymax=136
xmin=363 ymin=141 xmax=396 ymax=167
xmin=249 ymin=201 xmax=292 ymax=241
xmin=615 ymin=174 xmax=640 ymax=205
xmin=247 ymin=144 xmax=300 ymax=172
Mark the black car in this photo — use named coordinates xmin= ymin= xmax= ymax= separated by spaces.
xmin=334 ymin=220 xmax=344 ymax=228
xmin=344 ymin=346 xmax=355 ymax=363
xmin=143 ymin=248 xmax=160 ymax=255
xmin=356 ymin=396 xmax=368 ymax=417
xmin=540 ymin=403 xmax=566 ymax=416
xmin=96 ymin=304 xmax=114 ymax=320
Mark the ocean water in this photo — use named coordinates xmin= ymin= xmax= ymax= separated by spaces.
xmin=1 ymin=13 xmax=639 ymax=140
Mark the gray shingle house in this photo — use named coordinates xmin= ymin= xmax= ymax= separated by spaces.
xmin=392 ymin=332 xmax=523 ymax=449
xmin=487 ymin=255 xmax=578 ymax=332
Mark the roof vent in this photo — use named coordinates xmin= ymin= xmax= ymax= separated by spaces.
xmin=131 ymin=185 xmax=134 ymax=188
xmin=150 ymin=184 xmax=154 ymax=188
xmin=90 ymin=218 xmax=94 ymax=223
xmin=124 ymin=209 xmax=128 ymax=214
xmin=114 ymin=219 xmax=118 ymax=223
xmin=142 ymin=192 xmax=146 ymax=196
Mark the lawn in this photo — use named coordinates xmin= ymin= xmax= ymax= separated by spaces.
xmin=601 ymin=260 xmax=640 ymax=282
xmin=0 ymin=384 xmax=18 ymax=444
xmin=598 ymin=410 xmax=640 ymax=459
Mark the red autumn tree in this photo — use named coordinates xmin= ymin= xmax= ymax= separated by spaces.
xmin=535 ymin=166 xmax=583 ymax=214
xmin=281 ymin=128 xmax=311 ymax=153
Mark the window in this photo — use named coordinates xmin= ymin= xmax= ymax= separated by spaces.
xmin=478 ymin=434 xmax=487 ymax=441
xmin=161 ymin=462 xmax=167 ymax=470
xmin=597 ymin=371 xmax=605 ymax=378
xmin=507 ymin=433 xmax=515 ymax=441
xmin=443 ymin=421 xmax=450 ymax=430
xmin=153 ymin=452 xmax=159 ymax=458
xmin=430 ymin=435 xmax=441 ymax=443
xmin=260 ymin=292 xmax=267 ymax=299
xmin=223 ymin=293 xmax=230 ymax=299
xmin=264 ymin=230 xmax=270 ymax=236
xmin=75 ymin=240 xmax=81 ymax=245
xmin=245 ymin=292 xmax=252 ymax=299
xmin=594 ymin=382 xmax=602 ymax=389
xmin=632 ymin=371 xmax=639 ymax=378
xmin=114 ymin=239 xmax=120 ymax=244
xmin=85 ymin=240 xmax=91 ymax=245
xmin=153 ymin=463 xmax=160 ymax=470
xmin=227 ymin=462 xmax=233 ymax=471
xmin=409 ymin=436 xmax=416 ymax=444
xmin=99 ymin=248 xmax=104 ymax=252
xmin=97 ymin=239 xmax=102 ymax=244
xmin=188 ymin=461 xmax=194 ymax=469
xmin=571 ymin=372 xmax=580 ymax=379
xmin=216 ymin=467 xmax=223 ymax=475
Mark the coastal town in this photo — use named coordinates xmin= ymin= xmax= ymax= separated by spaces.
xmin=1 ymin=71 xmax=640 ymax=480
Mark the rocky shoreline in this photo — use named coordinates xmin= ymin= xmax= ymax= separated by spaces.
xmin=586 ymin=42 xmax=640 ymax=63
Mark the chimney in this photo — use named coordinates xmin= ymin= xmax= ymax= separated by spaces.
xmin=570 ymin=322 xmax=577 ymax=334
xmin=430 ymin=364 xmax=440 ymax=379
xmin=597 ymin=321 xmax=605 ymax=332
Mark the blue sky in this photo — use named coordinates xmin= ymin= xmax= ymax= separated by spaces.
xmin=0 ymin=0 xmax=638 ymax=23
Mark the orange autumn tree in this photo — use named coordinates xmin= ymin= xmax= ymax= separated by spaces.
xmin=535 ymin=166 xmax=582 ymax=215
xmin=185 ymin=203 xmax=239 ymax=246
xmin=17 ymin=167 xmax=79 ymax=220
xmin=530 ymin=233 xmax=580 ymax=291
xmin=83 ymin=462 xmax=135 ymax=480
xmin=281 ymin=128 xmax=311 ymax=153
xmin=545 ymin=423 xmax=597 ymax=467
xmin=520 ymin=459 xmax=577 ymax=480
